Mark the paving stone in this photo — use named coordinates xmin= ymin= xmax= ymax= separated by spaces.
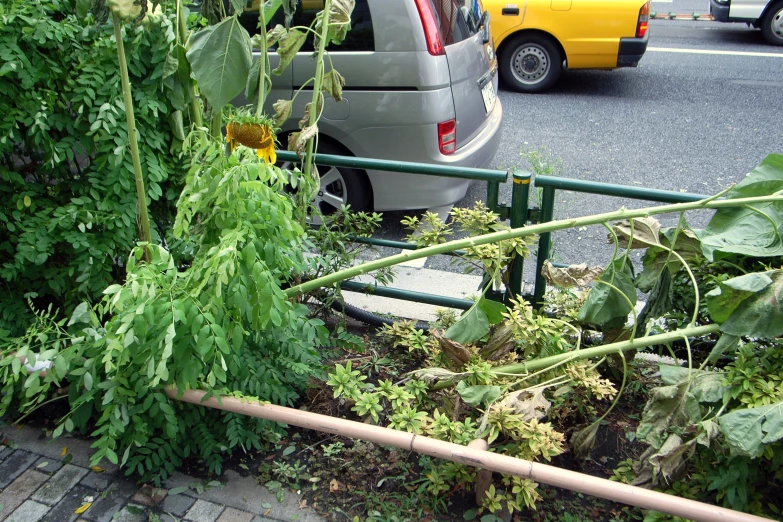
xmin=110 ymin=504 xmax=147 ymax=522
xmin=79 ymin=473 xmax=113 ymax=492
xmin=42 ymin=485 xmax=95 ymax=522
xmin=183 ymin=500 xmax=224 ymax=522
xmin=215 ymin=508 xmax=253 ymax=522
xmin=0 ymin=445 xmax=13 ymax=462
xmin=159 ymin=493 xmax=196 ymax=517
xmin=4 ymin=500 xmax=50 ymax=522
xmin=130 ymin=485 xmax=166 ymax=507
xmin=32 ymin=465 xmax=89 ymax=506
xmin=80 ymin=479 xmax=138 ymax=522
xmin=0 ymin=470 xmax=49 ymax=521
xmin=249 ymin=517 xmax=276 ymax=522
xmin=0 ymin=450 xmax=41 ymax=489
xmin=33 ymin=456 xmax=64 ymax=474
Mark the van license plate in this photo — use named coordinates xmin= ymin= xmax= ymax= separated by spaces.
xmin=481 ymin=81 xmax=496 ymax=113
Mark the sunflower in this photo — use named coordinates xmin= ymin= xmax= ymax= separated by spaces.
xmin=226 ymin=118 xmax=277 ymax=164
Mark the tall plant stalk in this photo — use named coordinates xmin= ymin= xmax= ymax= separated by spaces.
xmin=255 ymin=5 xmax=268 ymax=117
xmin=302 ymin=0 xmax=332 ymax=182
xmin=175 ymin=0 xmax=203 ymax=127
xmin=283 ymin=193 xmax=783 ymax=297
xmin=111 ymin=11 xmax=152 ymax=250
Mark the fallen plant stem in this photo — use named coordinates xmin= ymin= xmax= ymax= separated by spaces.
xmin=430 ymin=324 xmax=720 ymax=390
xmin=284 ymin=194 xmax=783 ymax=297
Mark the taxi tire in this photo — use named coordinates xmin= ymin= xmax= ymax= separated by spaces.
xmin=500 ymin=33 xmax=563 ymax=93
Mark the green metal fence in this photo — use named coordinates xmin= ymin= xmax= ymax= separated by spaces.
xmin=276 ymin=150 xmax=708 ymax=311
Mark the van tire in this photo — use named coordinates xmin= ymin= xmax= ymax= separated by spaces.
xmin=500 ymin=34 xmax=562 ymax=93
xmin=761 ymin=0 xmax=783 ymax=46
xmin=280 ymin=141 xmax=372 ymax=224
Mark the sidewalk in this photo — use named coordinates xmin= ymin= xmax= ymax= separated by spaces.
xmin=0 ymin=425 xmax=321 ymax=522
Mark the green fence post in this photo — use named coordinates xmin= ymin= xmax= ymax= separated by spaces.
xmin=506 ymin=170 xmax=532 ymax=302
xmin=532 ymin=186 xmax=556 ymax=308
xmin=486 ymin=180 xmax=500 ymax=214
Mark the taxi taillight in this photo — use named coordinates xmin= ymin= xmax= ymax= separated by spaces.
xmin=637 ymin=1 xmax=650 ymax=38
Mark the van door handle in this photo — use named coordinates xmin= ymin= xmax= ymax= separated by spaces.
xmin=502 ymin=7 xmax=520 ymax=15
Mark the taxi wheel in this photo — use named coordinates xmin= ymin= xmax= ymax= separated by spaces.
xmin=761 ymin=1 xmax=783 ymax=46
xmin=501 ymin=34 xmax=562 ymax=93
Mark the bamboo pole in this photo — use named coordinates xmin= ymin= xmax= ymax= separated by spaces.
xmin=168 ymin=388 xmax=774 ymax=522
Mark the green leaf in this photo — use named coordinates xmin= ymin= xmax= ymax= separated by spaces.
xmin=478 ymin=297 xmax=506 ymax=325
xmin=636 ymin=227 xmax=702 ymax=293
xmin=658 ymin=366 xmax=724 ymax=403
xmin=700 ymin=154 xmax=783 ymax=260
xmin=168 ymin=486 xmax=189 ymax=496
xmin=706 ymin=334 xmax=739 ymax=364
xmin=718 ymin=401 xmax=783 ymax=457
xmin=164 ymin=45 xmax=194 ymax=111
xmin=75 ymin=0 xmax=90 ymax=20
xmin=445 ymin=304 xmax=489 ymax=345
xmin=186 ymin=17 xmax=253 ymax=109
xmin=577 ymin=257 xmax=636 ymax=326
xmin=282 ymin=445 xmax=296 ymax=457
xmin=68 ymin=302 xmax=92 ymax=326
xmin=706 ymin=270 xmax=783 ymax=337
xmin=455 ymin=381 xmax=501 ymax=407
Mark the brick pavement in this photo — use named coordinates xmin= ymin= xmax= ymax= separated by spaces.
xmin=0 ymin=427 xmax=320 ymax=522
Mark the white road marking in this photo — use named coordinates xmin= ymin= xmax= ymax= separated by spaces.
xmin=399 ymin=204 xmax=453 ymax=268
xmin=648 ymin=46 xmax=783 ymax=58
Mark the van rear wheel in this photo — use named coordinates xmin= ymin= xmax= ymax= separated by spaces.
xmin=280 ymin=142 xmax=372 ymax=225
xmin=761 ymin=1 xmax=783 ymax=46
xmin=501 ymin=34 xmax=562 ymax=93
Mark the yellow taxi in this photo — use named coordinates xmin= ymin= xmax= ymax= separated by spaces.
xmin=484 ymin=0 xmax=651 ymax=92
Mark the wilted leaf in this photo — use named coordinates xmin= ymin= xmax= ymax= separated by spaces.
xmin=273 ymin=28 xmax=306 ymax=75
xmin=636 ymin=383 xmax=699 ymax=449
xmin=611 ymin=217 xmax=661 ymax=249
xmin=288 ymin=125 xmax=318 ymax=156
xmin=696 ymin=419 xmax=721 ymax=447
xmin=633 ymin=434 xmax=694 ymax=487
xmin=90 ymin=466 xmax=105 ymax=473
xmin=322 ymin=69 xmax=345 ymax=102
xmin=298 ymin=95 xmax=323 ymax=130
xmin=706 ymin=270 xmax=783 ymax=338
xmin=187 ymin=17 xmax=252 ymax=109
xmin=541 ymin=260 xmax=604 ymax=288
xmin=571 ymin=423 xmax=599 ymax=460
xmin=60 ymin=447 xmax=68 ymax=457
xmin=74 ymin=503 xmax=92 ymax=514
xmin=456 ymin=381 xmax=501 ymax=408
xmin=479 ymin=324 xmax=514 ymax=361
xmin=700 ymin=153 xmax=783 ymax=260
xmin=266 ymin=24 xmax=287 ymax=48
xmin=577 ymin=257 xmax=636 ymax=327
xmin=658 ymin=365 xmax=724 ymax=403
xmin=315 ymin=0 xmax=355 ymax=48
xmin=329 ymin=478 xmax=341 ymax=492
xmin=272 ymin=99 xmax=293 ymax=127
xmin=636 ymin=227 xmax=702 ymax=293
xmin=718 ymin=401 xmax=783 ymax=457
xmin=499 ymin=389 xmax=550 ymax=422
xmin=432 ymin=330 xmax=471 ymax=366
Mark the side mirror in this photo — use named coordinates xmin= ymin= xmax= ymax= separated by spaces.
xmin=479 ymin=10 xmax=491 ymax=43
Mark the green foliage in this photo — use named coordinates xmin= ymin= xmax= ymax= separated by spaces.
xmin=0 ymin=0 xmax=191 ymax=334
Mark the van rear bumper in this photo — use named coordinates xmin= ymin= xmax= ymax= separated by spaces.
xmin=617 ymin=33 xmax=649 ymax=67
xmin=709 ymin=1 xmax=730 ymax=22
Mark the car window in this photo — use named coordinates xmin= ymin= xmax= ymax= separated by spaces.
xmin=429 ymin=0 xmax=480 ymax=46
xmin=236 ymin=0 xmax=374 ymax=52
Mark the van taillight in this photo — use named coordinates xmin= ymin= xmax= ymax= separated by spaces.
xmin=438 ymin=119 xmax=456 ymax=155
xmin=636 ymin=1 xmax=650 ymax=38
xmin=414 ymin=0 xmax=445 ymax=56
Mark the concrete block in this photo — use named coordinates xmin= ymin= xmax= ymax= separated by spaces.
xmin=4 ymin=500 xmax=50 ymax=522
xmin=183 ymin=500 xmax=224 ymax=522
xmin=160 ymin=493 xmax=196 ymax=517
xmin=33 ymin=456 xmax=63 ymax=474
xmin=80 ymin=472 xmax=113 ymax=492
xmin=0 ymin=445 xmax=13 ymax=462
xmin=32 ymin=465 xmax=89 ymax=505
xmin=35 ymin=484 xmax=93 ymax=522
xmin=0 ymin=450 xmax=41 ymax=489
xmin=215 ymin=508 xmax=253 ymax=522
xmin=80 ymin=478 xmax=137 ymax=522
xmin=111 ymin=504 xmax=147 ymax=522
xmin=0 ymin=470 xmax=49 ymax=521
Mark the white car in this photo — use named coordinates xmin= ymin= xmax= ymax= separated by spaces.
xmin=710 ymin=0 xmax=783 ymax=45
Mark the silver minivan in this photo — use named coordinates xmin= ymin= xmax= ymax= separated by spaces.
xmin=238 ymin=0 xmax=503 ymax=215
xmin=710 ymin=0 xmax=783 ymax=45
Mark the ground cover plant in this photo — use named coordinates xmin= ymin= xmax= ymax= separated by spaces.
xmin=1 ymin=0 xmax=783 ymax=520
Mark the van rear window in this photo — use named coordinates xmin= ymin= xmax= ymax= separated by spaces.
xmin=428 ymin=0 xmax=481 ymax=46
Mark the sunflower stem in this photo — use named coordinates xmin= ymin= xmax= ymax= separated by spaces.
xmin=283 ymin=193 xmax=783 ymax=297
xmin=302 ymin=0 xmax=331 ymax=182
xmin=112 ymin=12 xmax=152 ymax=256
xmin=255 ymin=4 xmax=268 ymax=119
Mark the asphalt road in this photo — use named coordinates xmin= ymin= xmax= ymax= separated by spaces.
xmin=370 ymin=9 xmax=783 ymax=280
